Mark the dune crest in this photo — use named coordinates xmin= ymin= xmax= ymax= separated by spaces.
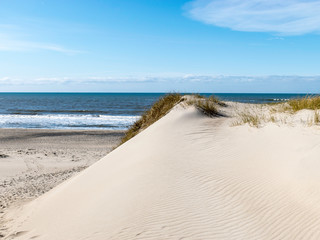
xmin=4 ymin=103 xmax=320 ymax=240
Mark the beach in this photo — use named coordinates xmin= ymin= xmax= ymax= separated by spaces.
xmin=0 ymin=129 xmax=124 ymax=215
xmin=2 ymin=99 xmax=320 ymax=239
xmin=2 ymin=0 xmax=319 ymax=238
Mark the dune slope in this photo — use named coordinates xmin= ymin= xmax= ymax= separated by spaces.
xmin=4 ymin=104 xmax=320 ymax=240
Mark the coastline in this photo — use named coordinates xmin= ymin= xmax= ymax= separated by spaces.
xmin=0 ymin=128 xmax=124 ymax=211
xmin=2 ymin=98 xmax=320 ymax=239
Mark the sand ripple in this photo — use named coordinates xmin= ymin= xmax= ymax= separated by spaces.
xmin=3 ymin=106 xmax=320 ymax=239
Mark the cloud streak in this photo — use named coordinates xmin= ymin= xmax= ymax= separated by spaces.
xmin=185 ymin=0 xmax=320 ymax=35
xmin=1 ymin=75 xmax=320 ymax=85
xmin=0 ymin=32 xmax=80 ymax=54
xmin=1 ymin=75 xmax=320 ymax=93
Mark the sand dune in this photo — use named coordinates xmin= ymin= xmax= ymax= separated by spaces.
xmin=3 ymin=103 xmax=320 ymax=239
xmin=0 ymin=129 xmax=123 ymax=226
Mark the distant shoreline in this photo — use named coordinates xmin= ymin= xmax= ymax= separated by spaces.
xmin=3 ymin=99 xmax=320 ymax=239
xmin=0 ymin=93 xmax=319 ymax=130
xmin=0 ymin=92 xmax=318 ymax=94
xmin=0 ymin=127 xmax=126 ymax=132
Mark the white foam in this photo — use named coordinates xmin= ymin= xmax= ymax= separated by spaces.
xmin=0 ymin=114 xmax=140 ymax=130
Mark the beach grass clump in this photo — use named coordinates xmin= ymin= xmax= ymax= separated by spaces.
xmin=194 ymin=98 xmax=219 ymax=117
xmin=0 ymin=153 xmax=9 ymax=158
xmin=190 ymin=94 xmax=226 ymax=106
xmin=233 ymin=112 xmax=261 ymax=127
xmin=190 ymin=93 xmax=205 ymax=99
xmin=269 ymin=115 xmax=276 ymax=123
xmin=207 ymin=95 xmax=227 ymax=107
xmin=120 ymin=93 xmax=225 ymax=145
xmin=314 ymin=111 xmax=320 ymax=124
xmin=187 ymin=95 xmax=225 ymax=117
xmin=120 ymin=93 xmax=182 ymax=144
xmin=288 ymin=96 xmax=320 ymax=112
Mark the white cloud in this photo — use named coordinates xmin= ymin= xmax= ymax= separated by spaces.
xmin=1 ymin=75 xmax=320 ymax=93
xmin=0 ymin=76 xmax=169 ymax=86
xmin=185 ymin=0 xmax=320 ymax=35
xmin=1 ymin=75 xmax=320 ymax=85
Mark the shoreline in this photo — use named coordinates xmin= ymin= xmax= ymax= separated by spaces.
xmin=0 ymin=128 xmax=124 ymax=211
xmin=2 ymin=97 xmax=320 ymax=239
xmin=3 ymin=100 xmax=320 ymax=239
xmin=0 ymin=127 xmax=126 ymax=131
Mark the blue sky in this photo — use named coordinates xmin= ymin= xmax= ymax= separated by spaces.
xmin=1 ymin=0 xmax=320 ymax=93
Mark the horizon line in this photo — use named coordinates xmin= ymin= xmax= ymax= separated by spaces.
xmin=0 ymin=92 xmax=319 ymax=94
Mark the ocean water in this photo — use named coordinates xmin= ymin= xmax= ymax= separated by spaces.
xmin=0 ymin=93 xmax=314 ymax=130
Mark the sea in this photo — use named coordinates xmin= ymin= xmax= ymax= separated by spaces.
xmin=0 ymin=93 xmax=315 ymax=130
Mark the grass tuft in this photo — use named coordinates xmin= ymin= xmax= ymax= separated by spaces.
xmin=119 ymin=93 xmax=225 ymax=146
xmin=207 ymin=95 xmax=227 ymax=107
xmin=314 ymin=111 xmax=320 ymax=124
xmin=187 ymin=95 xmax=225 ymax=117
xmin=194 ymin=99 xmax=219 ymax=117
xmin=0 ymin=153 xmax=9 ymax=158
xmin=120 ymin=93 xmax=182 ymax=145
xmin=270 ymin=115 xmax=276 ymax=123
xmin=288 ymin=96 xmax=320 ymax=112
xmin=190 ymin=93 xmax=205 ymax=99
xmin=233 ymin=113 xmax=261 ymax=127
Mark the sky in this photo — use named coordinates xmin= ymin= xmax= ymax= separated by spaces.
xmin=1 ymin=0 xmax=320 ymax=93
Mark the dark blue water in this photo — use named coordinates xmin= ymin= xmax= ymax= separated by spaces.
xmin=213 ymin=93 xmax=312 ymax=104
xmin=0 ymin=93 xmax=315 ymax=130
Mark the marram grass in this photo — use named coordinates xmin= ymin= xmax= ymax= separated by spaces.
xmin=288 ymin=96 xmax=320 ymax=112
xmin=120 ymin=93 xmax=182 ymax=144
xmin=120 ymin=93 xmax=225 ymax=145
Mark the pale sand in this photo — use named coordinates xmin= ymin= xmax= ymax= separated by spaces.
xmin=0 ymin=129 xmax=123 ymax=212
xmin=3 ymin=102 xmax=320 ymax=239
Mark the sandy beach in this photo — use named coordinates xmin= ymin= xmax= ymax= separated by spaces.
xmin=0 ymin=129 xmax=123 ymax=222
xmin=2 ymin=0 xmax=318 ymax=238
xmin=2 ymin=100 xmax=320 ymax=239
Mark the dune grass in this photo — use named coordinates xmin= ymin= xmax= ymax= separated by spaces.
xmin=232 ymin=112 xmax=261 ymax=127
xmin=190 ymin=93 xmax=205 ymax=99
xmin=119 ymin=93 xmax=226 ymax=145
xmin=288 ymin=96 xmax=320 ymax=112
xmin=314 ymin=111 xmax=320 ymax=124
xmin=207 ymin=95 xmax=227 ymax=107
xmin=233 ymin=96 xmax=320 ymax=128
xmin=188 ymin=95 xmax=226 ymax=117
xmin=120 ymin=93 xmax=182 ymax=144
xmin=270 ymin=115 xmax=276 ymax=123
xmin=0 ymin=153 xmax=9 ymax=158
xmin=193 ymin=98 xmax=219 ymax=117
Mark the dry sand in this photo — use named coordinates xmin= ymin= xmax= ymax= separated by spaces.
xmin=2 ymin=102 xmax=320 ymax=239
xmin=0 ymin=129 xmax=123 ymax=224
